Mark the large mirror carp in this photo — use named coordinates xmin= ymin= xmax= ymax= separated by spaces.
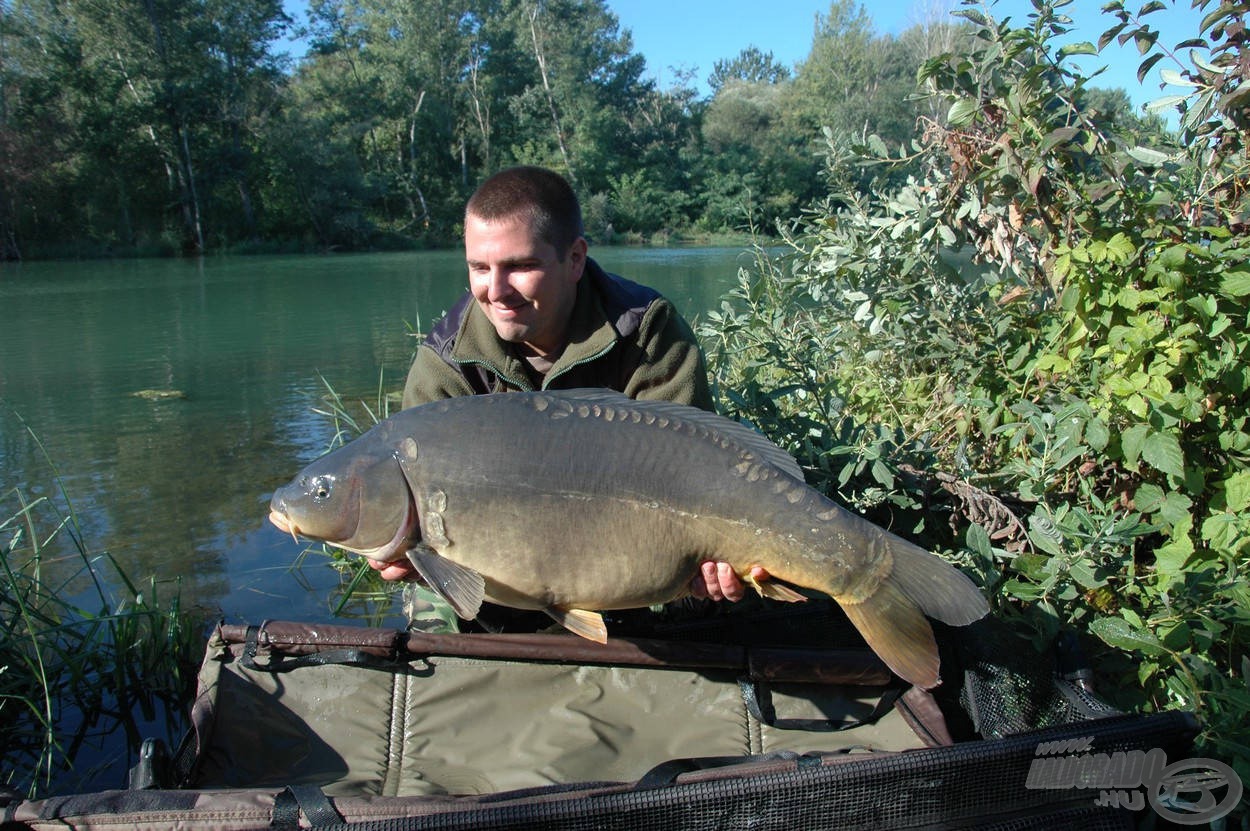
xmin=269 ymin=390 xmax=989 ymax=688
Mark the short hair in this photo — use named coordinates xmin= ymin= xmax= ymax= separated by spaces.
xmin=465 ymin=166 xmax=584 ymax=257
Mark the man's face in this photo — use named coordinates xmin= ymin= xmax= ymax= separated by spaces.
xmin=464 ymin=213 xmax=586 ymax=358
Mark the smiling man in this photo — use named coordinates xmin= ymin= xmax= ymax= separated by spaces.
xmin=401 ymin=165 xmax=712 ymax=410
xmin=385 ymin=166 xmax=761 ymax=602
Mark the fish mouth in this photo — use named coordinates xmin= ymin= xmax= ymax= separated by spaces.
xmin=269 ymin=509 xmax=296 ymax=536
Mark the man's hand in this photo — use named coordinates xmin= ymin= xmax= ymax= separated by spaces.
xmin=368 ymin=557 xmax=417 ymax=582
xmin=690 ymin=562 xmax=770 ymax=602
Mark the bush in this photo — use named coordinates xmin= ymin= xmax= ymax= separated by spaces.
xmin=701 ymin=0 xmax=1249 ymax=787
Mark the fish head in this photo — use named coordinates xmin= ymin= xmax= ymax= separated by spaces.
xmin=268 ymin=437 xmax=418 ymax=563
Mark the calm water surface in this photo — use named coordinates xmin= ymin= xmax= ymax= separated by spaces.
xmin=0 ymin=248 xmax=747 ymax=626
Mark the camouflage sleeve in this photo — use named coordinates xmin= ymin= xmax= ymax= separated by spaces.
xmin=401 ymin=343 xmax=476 ymax=409
xmin=623 ymin=300 xmax=715 ymax=413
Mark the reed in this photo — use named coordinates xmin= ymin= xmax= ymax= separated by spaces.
xmin=1 ymin=417 xmax=203 ymax=797
xmin=295 ymin=372 xmax=407 ymax=621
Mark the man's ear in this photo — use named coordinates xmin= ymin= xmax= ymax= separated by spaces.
xmin=568 ymin=236 xmax=588 ymax=282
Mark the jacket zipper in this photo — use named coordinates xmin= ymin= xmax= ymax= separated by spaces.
xmin=455 ymin=358 xmax=533 ymax=392
xmin=542 ymin=340 xmax=617 ymax=390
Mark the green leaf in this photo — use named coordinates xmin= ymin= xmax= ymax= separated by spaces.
xmin=871 ymin=459 xmax=895 ymax=489
xmin=1201 ymin=5 xmax=1235 ymax=33
xmin=952 ymin=9 xmax=989 ymax=26
xmin=1218 ymin=271 xmax=1250 ymax=297
xmin=966 ymin=522 xmax=993 ymax=563
xmin=1142 ymin=431 xmax=1184 ymax=478
xmin=1156 ymin=244 xmax=1188 ymax=268
xmin=1201 ymin=513 xmax=1241 ymax=554
xmin=1029 ymin=515 xmax=1065 ymax=557
xmin=1134 ymin=483 xmax=1165 ymax=513
xmin=1137 ymin=53 xmax=1166 ymax=83
xmin=1159 ymin=68 xmax=1200 ymax=88
xmin=1133 ymin=29 xmax=1158 ymax=55
xmin=1057 ymin=42 xmax=1098 ymax=58
xmin=1154 ymin=516 xmax=1194 ymax=578
xmin=1126 ymin=146 xmax=1170 ymax=166
xmin=1156 ymin=492 xmax=1193 ymax=527
xmin=1084 ymin=417 xmax=1110 ymax=452
xmin=1090 ymin=616 xmax=1166 ymax=656
xmin=1145 ymin=94 xmax=1188 ymax=112
xmin=1224 ymin=471 xmax=1250 ymax=513
xmin=1106 ymin=232 xmax=1137 ymax=262
xmin=1070 ymin=560 xmax=1105 ymax=590
xmin=1001 ymin=579 xmax=1045 ymax=600
xmin=948 ymin=99 xmax=979 ymax=126
xmin=1121 ymin=423 xmax=1150 ymax=467
xmin=1098 ymin=23 xmax=1127 ymax=52
xmin=1012 ymin=553 xmax=1051 ymax=581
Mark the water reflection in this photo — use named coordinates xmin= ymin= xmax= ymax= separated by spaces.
xmin=0 ymin=249 xmax=744 ymax=626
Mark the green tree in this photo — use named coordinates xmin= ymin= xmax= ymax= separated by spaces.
xmin=699 ymin=79 xmax=812 ymax=230
xmin=0 ymin=0 xmax=289 ymax=255
xmin=708 ymin=46 xmax=791 ymax=94
xmin=195 ymin=0 xmax=290 ymax=246
xmin=495 ymin=0 xmax=651 ymax=195
xmin=788 ymin=0 xmax=922 ymax=145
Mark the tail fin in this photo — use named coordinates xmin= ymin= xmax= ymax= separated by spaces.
xmin=838 ymin=580 xmax=942 ymax=689
xmin=889 ymin=538 xmax=989 ymax=626
xmin=836 ymin=538 xmax=989 ymax=689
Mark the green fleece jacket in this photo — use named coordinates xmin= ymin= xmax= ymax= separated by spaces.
xmin=401 ymin=258 xmax=714 ymax=412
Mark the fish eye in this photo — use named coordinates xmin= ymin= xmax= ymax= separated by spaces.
xmin=311 ymin=475 xmax=333 ymax=501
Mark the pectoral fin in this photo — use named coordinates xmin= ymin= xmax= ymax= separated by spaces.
xmin=545 ymin=606 xmax=608 ymax=643
xmin=405 ymin=545 xmax=485 ymax=621
xmin=746 ymin=572 xmax=808 ymax=603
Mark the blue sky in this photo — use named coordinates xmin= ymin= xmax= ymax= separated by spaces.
xmin=609 ymin=0 xmax=1207 ymax=112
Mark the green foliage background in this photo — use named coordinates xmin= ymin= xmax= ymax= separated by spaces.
xmin=701 ymin=0 xmax=1250 ymax=784
xmin=1 ymin=0 xmax=984 ymax=257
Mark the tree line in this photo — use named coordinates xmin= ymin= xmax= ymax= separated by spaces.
xmin=0 ymin=0 xmax=1153 ymax=260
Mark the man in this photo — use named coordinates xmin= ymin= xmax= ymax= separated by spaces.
xmin=373 ymin=165 xmax=764 ymax=602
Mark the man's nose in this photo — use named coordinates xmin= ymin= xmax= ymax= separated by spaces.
xmin=485 ymin=268 xmax=514 ymax=301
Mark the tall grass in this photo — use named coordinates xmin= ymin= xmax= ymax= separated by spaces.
xmin=291 ymin=372 xmax=408 ymax=621
xmin=1 ymin=416 xmax=203 ymax=797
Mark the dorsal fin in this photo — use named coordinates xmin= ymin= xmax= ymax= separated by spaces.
xmin=539 ymin=389 xmax=806 ymax=482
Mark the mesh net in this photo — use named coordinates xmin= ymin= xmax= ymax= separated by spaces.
xmin=324 ymin=712 xmax=1195 ymax=831
xmin=931 ymin=617 xmax=1120 ymax=740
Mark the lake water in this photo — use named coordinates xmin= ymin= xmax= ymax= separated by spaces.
xmin=0 ymin=247 xmax=749 ymax=627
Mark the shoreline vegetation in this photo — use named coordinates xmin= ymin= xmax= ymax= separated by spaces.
xmin=2 ymin=0 xmax=1246 ymax=816
xmin=4 ymin=228 xmax=765 ymax=264
xmin=1 ymin=415 xmax=204 ymax=798
xmin=695 ymin=0 xmax=1249 ymax=802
